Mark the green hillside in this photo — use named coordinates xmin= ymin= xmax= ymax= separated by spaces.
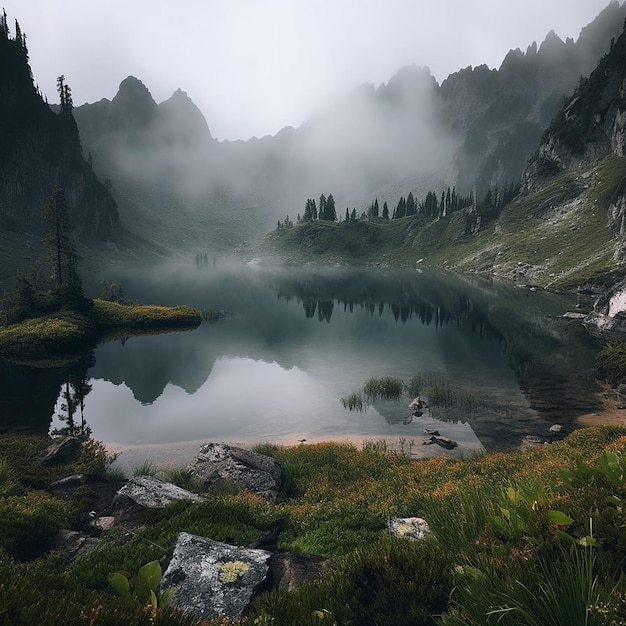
xmin=268 ymin=155 xmax=626 ymax=290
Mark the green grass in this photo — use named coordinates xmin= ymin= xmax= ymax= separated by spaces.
xmin=3 ymin=427 xmax=626 ymax=624
xmin=0 ymin=299 xmax=201 ymax=364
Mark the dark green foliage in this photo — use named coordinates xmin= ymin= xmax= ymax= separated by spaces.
xmin=0 ymin=553 xmax=200 ymax=626
xmin=42 ymin=186 xmax=84 ymax=303
xmin=596 ymin=341 xmax=626 ymax=383
xmin=0 ymin=272 xmax=35 ymax=325
xmin=250 ymin=539 xmax=453 ymax=626
xmin=0 ymin=491 xmax=70 ymax=560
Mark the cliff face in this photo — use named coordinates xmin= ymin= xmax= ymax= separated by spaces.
xmin=0 ymin=15 xmax=119 ymax=238
xmin=440 ymin=1 xmax=626 ymax=196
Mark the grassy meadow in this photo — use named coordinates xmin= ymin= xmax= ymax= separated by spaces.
xmin=3 ymin=426 xmax=626 ymax=624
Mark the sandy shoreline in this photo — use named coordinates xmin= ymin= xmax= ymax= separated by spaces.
xmin=576 ymin=381 xmax=626 ymax=427
xmin=105 ymin=383 xmax=626 ymax=471
xmin=107 ymin=432 xmax=477 ymax=471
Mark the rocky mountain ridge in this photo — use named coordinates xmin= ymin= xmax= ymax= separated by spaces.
xmin=441 ymin=0 xmax=626 ymax=195
xmin=69 ymin=1 xmax=626 ymax=256
xmin=0 ymin=14 xmax=119 ymax=239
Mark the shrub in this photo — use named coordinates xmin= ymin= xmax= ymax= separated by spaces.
xmin=0 ymin=491 xmax=70 ymax=560
xmin=250 ymin=538 xmax=453 ymax=626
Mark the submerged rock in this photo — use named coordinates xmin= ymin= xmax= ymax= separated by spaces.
xmin=161 ymin=532 xmax=271 ymax=620
xmin=422 ymin=435 xmax=458 ymax=450
xmin=190 ymin=443 xmax=282 ymax=501
xmin=116 ymin=475 xmax=204 ymax=509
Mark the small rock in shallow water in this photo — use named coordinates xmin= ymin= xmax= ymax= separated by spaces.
xmin=524 ymin=435 xmax=543 ymax=444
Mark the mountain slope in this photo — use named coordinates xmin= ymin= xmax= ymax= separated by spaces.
xmin=72 ymin=76 xmax=262 ymax=253
xmin=0 ymin=14 xmax=119 ymax=238
xmin=268 ymin=16 xmax=626 ymax=291
xmin=440 ymin=0 xmax=626 ymax=196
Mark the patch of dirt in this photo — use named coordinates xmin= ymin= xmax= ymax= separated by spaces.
xmin=577 ymin=381 xmax=626 ymax=427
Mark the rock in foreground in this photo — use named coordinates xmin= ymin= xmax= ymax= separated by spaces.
xmin=190 ymin=443 xmax=282 ymax=501
xmin=116 ymin=476 xmax=205 ymax=509
xmin=161 ymin=532 xmax=272 ymax=620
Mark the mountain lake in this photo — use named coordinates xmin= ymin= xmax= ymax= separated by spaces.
xmin=0 ymin=261 xmax=603 ymax=468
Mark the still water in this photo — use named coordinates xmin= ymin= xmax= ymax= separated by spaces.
xmin=1 ymin=262 xmax=601 ymax=459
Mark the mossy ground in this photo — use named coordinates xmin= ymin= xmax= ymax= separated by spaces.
xmin=0 ymin=299 xmax=201 ymax=364
xmin=3 ymin=426 xmax=626 ymax=624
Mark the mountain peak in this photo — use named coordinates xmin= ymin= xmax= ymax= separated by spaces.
xmin=110 ymin=75 xmax=158 ymax=129
xmin=159 ymin=88 xmax=212 ymax=141
xmin=538 ymin=29 xmax=565 ymax=55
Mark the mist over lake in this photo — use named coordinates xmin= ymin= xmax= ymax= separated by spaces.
xmin=18 ymin=261 xmax=594 ymax=457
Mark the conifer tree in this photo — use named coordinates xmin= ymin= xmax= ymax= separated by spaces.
xmin=43 ymin=187 xmax=80 ymax=292
xmin=406 ymin=192 xmax=416 ymax=216
xmin=324 ymin=194 xmax=336 ymax=221
xmin=382 ymin=201 xmax=389 ymax=220
xmin=395 ymin=196 xmax=406 ymax=219
xmin=319 ymin=194 xmax=326 ymax=220
xmin=1 ymin=9 xmax=8 ymax=38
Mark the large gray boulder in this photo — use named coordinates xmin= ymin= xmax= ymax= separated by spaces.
xmin=116 ymin=476 xmax=205 ymax=509
xmin=189 ymin=443 xmax=281 ymax=501
xmin=161 ymin=532 xmax=271 ymax=620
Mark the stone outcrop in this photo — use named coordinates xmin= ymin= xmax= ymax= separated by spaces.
xmin=161 ymin=533 xmax=271 ymax=621
xmin=586 ymin=276 xmax=626 ymax=333
xmin=189 ymin=443 xmax=282 ymax=501
xmin=115 ymin=475 xmax=205 ymax=509
xmin=523 ymin=16 xmax=626 ymax=194
xmin=40 ymin=437 xmax=81 ymax=466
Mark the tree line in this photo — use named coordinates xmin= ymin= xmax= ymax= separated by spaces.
xmin=277 ymin=182 xmax=520 ymax=232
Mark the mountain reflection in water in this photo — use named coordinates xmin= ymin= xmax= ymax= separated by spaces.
xmin=1 ymin=263 xmax=601 ymax=454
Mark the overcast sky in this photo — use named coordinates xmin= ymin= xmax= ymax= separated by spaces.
xmin=2 ymin=0 xmax=618 ymax=140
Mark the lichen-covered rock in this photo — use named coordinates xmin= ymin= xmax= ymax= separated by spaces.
xmin=161 ymin=532 xmax=271 ymax=620
xmin=388 ymin=517 xmax=433 ymax=540
xmin=115 ymin=475 xmax=204 ymax=509
xmin=189 ymin=443 xmax=281 ymax=501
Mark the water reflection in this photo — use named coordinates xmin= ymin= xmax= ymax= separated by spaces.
xmin=2 ymin=263 xmax=602 ymax=454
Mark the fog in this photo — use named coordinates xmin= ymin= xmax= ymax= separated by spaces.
xmin=2 ymin=0 xmax=615 ymax=141
xmin=3 ymin=0 xmax=621 ymax=250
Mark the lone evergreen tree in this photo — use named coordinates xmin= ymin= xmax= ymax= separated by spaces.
xmin=56 ymin=75 xmax=74 ymax=117
xmin=42 ymin=187 xmax=81 ymax=294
